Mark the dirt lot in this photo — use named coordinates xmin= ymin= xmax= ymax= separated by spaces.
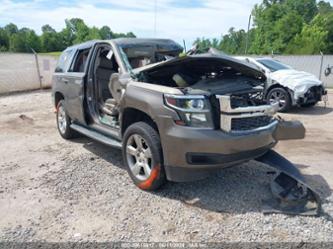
xmin=0 ymin=90 xmax=333 ymax=242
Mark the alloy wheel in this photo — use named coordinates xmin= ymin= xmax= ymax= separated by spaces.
xmin=126 ymin=134 xmax=153 ymax=181
xmin=269 ymin=90 xmax=287 ymax=109
xmin=57 ymin=104 xmax=67 ymax=134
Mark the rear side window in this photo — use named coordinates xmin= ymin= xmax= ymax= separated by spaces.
xmin=70 ymin=48 xmax=91 ymax=73
xmin=55 ymin=49 xmax=74 ymax=73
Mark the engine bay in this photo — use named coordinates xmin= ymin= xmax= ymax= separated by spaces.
xmin=135 ymin=55 xmax=266 ymax=102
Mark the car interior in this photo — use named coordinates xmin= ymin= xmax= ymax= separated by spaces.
xmin=93 ymin=46 xmax=122 ymax=127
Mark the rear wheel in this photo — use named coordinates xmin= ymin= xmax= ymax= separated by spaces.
xmin=122 ymin=122 xmax=166 ymax=190
xmin=267 ymin=87 xmax=291 ymax=112
xmin=56 ymin=100 xmax=77 ymax=139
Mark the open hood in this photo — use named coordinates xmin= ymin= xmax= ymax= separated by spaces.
xmin=133 ymin=53 xmax=266 ymax=81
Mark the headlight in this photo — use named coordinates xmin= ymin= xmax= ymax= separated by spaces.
xmin=164 ymin=94 xmax=214 ymax=128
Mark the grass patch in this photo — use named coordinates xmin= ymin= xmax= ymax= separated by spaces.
xmin=38 ymin=51 xmax=61 ymax=57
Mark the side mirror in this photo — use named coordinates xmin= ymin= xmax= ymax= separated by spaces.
xmin=118 ymin=72 xmax=131 ymax=86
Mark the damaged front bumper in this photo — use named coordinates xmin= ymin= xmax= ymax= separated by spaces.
xmin=273 ymin=119 xmax=305 ymax=140
xmin=256 ymin=150 xmax=321 ymax=216
xmin=163 ymin=94 xmax=320 ymax=215
xmin=294 ymin=85 xmax=327 ymax=105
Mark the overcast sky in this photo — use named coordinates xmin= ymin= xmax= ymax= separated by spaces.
xmin=1 ymin=0 xmax=333 ymax=47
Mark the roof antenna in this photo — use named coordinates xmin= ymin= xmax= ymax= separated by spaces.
xmin=183 ymin=39 xmax=187 ymax=53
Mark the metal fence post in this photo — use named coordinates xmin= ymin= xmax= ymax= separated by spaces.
xmin=244 ymin=14 xmax=252 ymax=55
xmin=318 ymin=52 xmax=329 ymax=107
xmin=319 ymin=51 xmax=324 ymax=81
xmin=30 ymin=48 xmax=42 ymax=89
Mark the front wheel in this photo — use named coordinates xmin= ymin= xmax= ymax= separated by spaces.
xmin=122 ymin=122 xmax=166 ymax=190
xmin=266 ymin=87 xmax=291 ymax=112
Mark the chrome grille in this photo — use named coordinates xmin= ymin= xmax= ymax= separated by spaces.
xmin=216 ymin=95 xmax=278 ymax=133
xmin=231 ymin=116 xmax=273 ymax=131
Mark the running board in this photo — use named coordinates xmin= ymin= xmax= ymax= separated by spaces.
xmin=70 ymin=123 xmax=122 ymax=149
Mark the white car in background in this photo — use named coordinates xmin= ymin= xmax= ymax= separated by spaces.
xmin=235 ymin=57 xmax=327 ymax=112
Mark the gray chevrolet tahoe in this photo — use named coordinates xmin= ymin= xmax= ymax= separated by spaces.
xmin=52 ymin=38 xmax=320 ymax=214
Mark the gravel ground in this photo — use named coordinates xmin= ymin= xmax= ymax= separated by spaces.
xmin=0 ymin=90 xmax=333 ymax=242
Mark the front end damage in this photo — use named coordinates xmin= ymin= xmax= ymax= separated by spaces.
xmin=270 ymin=69 xmax=327 ymax=106
xmin=217 ymin=93 xmax=320 ymax=216
xmin=132 ymin=52 xmax=321 ymax=216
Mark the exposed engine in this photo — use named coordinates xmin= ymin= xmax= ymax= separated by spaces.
xmin=135 ymin=54 xmax=279 ymax=132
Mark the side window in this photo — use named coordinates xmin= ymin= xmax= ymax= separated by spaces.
xmin=70 ymin=48 xmax=91 ymax=73
xmin=55 ymin=49 xmax=74 ymax=73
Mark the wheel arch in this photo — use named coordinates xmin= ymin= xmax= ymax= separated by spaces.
xmin=265 ymin=84 xmax=294 ymax=111
xmin=265 ymin=83 xmax=291 ymax=98
xmin=54 ymin=91 xmax=65 ymax=108
xmin=121 ymin=107 xmax=159 ymax=137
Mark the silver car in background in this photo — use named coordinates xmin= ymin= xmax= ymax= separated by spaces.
xmin=235 ymin=57 xmax=327 ymax=111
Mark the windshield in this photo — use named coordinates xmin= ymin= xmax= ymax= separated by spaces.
xmin=118 ymin=44 xmax=181 ymax=71
xmin=256 ymin=59 xmax=291 ymax=72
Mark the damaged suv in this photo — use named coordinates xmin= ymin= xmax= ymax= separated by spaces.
xmin=52 ymin=38 xmax=320 ymax=215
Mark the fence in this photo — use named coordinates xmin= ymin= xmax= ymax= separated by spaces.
xmin=0 ymin=53 xmax=58 ymax=94
xmin=0 ymin=53 xmax=332 ymax=94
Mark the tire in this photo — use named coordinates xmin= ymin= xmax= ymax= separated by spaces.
xmin=301 ymin=102 xmax=316 ymax=108
xmin=56 ymin=100 xmax=77 ymax=139
xmin=266 ymin=87 xmax=291 ymax=112
xmin=122 ymin=122 xmax=166 ymax=190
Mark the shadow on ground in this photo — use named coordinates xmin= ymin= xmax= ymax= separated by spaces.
xmin=73 ymin=137 xmax=331 ymax=215
xmin=287 ymin=105 xmax=333 ymax=116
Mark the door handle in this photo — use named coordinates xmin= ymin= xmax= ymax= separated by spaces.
xmin=62 ymin=79 xmax=69 ymax=84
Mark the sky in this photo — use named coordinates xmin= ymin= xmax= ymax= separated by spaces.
xmin=0 ymin=0 xmax=333 ymax=48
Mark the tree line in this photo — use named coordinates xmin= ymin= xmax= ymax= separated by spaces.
xmin=0 ymin=18 xmax=135 ymax=53
xmin=1 ymin=0 xmax=332 ymax=55
xmin=194 ymin=0 xmax=333 ymax=55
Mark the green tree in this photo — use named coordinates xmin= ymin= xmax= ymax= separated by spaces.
xmin=318 ymin=0 xmax=333 ymax=14
xmin=270 ymin=11 xmax=303 ymax=53
xmin=9 ymin=33 xmax=26 ymax=52
xmin=0 ymin=28 xmax=9 ymax=51
xmin=193 ymin=37 xmax=214 ymax=53
xmin=287 ymin=6 xmax=333 ymax=54
xmin=27 ymin=30 xmax=41 ymax=52
xmin=4 ymin=23 xmax=18 ymax=35
xmin=64 ymin=18 xmax=90 ymax=43
xmin=288 ymin=23 xmax=328 ymax=54
xmin=41 ymin=24 xmax=62 ymax=52
xmin=1 ymin=18 xmax=136 ymax=53
xmin=99 ymin=25 xmax=112 ymax=39
xmin=285 ymin=0 xmax=318 ymax=23
xmin=125 ymin=32 xmax=136 ymax=38
xmin=193 ymin=0 xmax=333 ymax=55
xmin=250 ymin=2 xmax=286 ymax=53
xmin=86 ymin=27 xmax=102 ymax=40
xmin=219 ymin=28 xmax=247 ymax=54
xmin=250 ymin=0 xmax=326 ymax=54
